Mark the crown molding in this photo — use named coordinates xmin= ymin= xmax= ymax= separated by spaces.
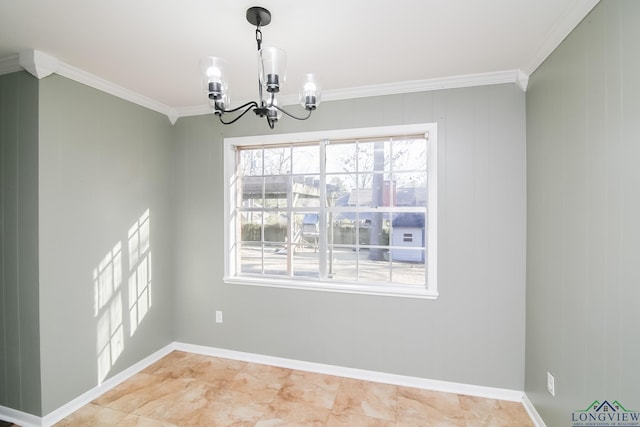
xmin=321 ymin=69 xmax=529 ymax=103
xmin=19 ymin=49 xmax=58 ymax=78
xmin=524 ymin=0 xmax=600 ymax=74
xmin=176 ymin=68 xmax=529 ymax=119
xmin=0 ymin=54 xmax=21 ymax=75
xmin=2 ymin=50 xmax=531 ymax=124
xmin=1 ymin=49 xmax=176 ymax=124
xmin=55 ymin=60 xmax=174 ymax=120
xmin=173 ymin=104 xmax=213 ymax=120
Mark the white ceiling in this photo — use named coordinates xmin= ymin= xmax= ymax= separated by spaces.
xmin=0 ymin=0 xmax=598 ymax=116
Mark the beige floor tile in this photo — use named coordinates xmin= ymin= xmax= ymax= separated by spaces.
xmin=140 ymin=351 xmax=200 ymax=379
xmin=53 ymin=403 xmax=128 ymax=426
xmin=93 ymin=373 xmax=187 ymax=413
xmin=185 ymin=389 xmax=269 ymax=426
xmin=56 ymin=352 xmax=537 ymax=427
xmin=257 ymin=398 xmax=332 ymax=426
xmin=332 ymin=378 xmax=398 ymax=421
xmin=396 ymin=388 xmax=466 ymax=427
xmin=132 ymin=379 xmax=219 ymax=424
xmin=190 ymin=355 xmax=247 ymax=388
xmin=496 ymin=400 xmax=535 ymax=426
xmin=326 ymin=412 xmax=396 ymax=427
xmin=143 ymin=351 xmax=245 ymax=388
xmin=277 ymin=371 xmax=342 ymax=409
xmin=459 ymin=395 xmax=533 ymax=427
xmin=119 ymin=414 xmax=179 ymax=427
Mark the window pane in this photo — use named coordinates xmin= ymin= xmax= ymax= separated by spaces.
xmin=330 ymin=212 xmax=371 ymax=241
xmin=292 ymin=244 xmax=320 ymax=278
xmin=263 ymin=212 xmax=287 ymax=243
xmin=326 ymin=141 xmax=357 ymax=174
xmin=368 ymin=173 xmax=394 ymax=207
xmin=358 ymin=140 xmax=390 ymax=174
xmin=240 ymin=242 xmax=262 ymax=274
xmin=263 ymin=243 xmax=288 ymax=276
xmin=327 ymin=174 xmax=357 ymax=207
xmin=391 ymin=260 xmax=426 ymax=286
xmin=264 ymin=146 xmax=290 ymax=175
xmin=359 ymin=254 xmax=391 ymax=283
xmin=391 ymin=138 xmax=427 ymax=171
xmin=328 ymin=223 xmax=357 ymax=245
xmin=264 ymin=176 xmax=289 ymax=208
xmin=292 ymin=145 xmax=319 ymax=174
xmin=352 ymin=176 xmax=373 ymax=207
xmin=241 ymin=176 xmax=263 ymax=205
xmin=358 ymin=211 xmax=391 ymax=248
xmin=292 ymin=175 xmax=320 ymax=207
xmin=389 ymin=212 xmax=426 ymax=284
xmin=326 ymin=247 xmax=359 ymax=282
xmin=241 ymin=212 xmax=263 ymax=242
xmin=393 ymin=172 xmax=428 ymax=206
xmin=294 ymin=213 xmax=318 ymax=249
xmin=239 ymin=149 xmax=262 ymax=176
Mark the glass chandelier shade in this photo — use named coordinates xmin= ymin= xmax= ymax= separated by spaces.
xmin=259 ymin=47 xmax=286 ymax=93
xmin=200 ymin=56 xmax=229 ymax=110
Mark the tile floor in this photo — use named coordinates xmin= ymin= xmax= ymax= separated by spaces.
xmin=53 ymin=351 xmax=534 ymax=426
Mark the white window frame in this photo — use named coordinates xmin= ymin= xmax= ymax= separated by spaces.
xmin=223 ymin=123 xmax=438 ymax=299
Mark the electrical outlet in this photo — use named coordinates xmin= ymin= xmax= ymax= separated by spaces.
xmin=215 ymin=311 xmax=223 ymax=323
xmin=547 ymin=372 xmax=555 ymax=397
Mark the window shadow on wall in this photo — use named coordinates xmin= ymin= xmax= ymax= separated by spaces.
xmin=93 ymin=209 xmax=153 ymax=384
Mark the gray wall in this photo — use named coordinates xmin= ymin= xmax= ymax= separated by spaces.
xmin=0 ymin=71 xmax=41 ymax=415
xmin=37 ymin=75 xmax=175 ymax=414
xmin=526 ymin=0 xmax=640 ymax=424
xmin=173 ymin=84 xmax=528 ymax=390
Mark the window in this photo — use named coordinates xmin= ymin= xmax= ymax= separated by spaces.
xmin=224 ymin=124 xmax=438 ymax=299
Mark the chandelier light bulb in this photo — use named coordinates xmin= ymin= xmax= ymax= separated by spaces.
xmin=299 ymin=74 xmax=321 ymax=110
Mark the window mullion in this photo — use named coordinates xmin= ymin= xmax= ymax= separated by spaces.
xmin=261 ymin=157 xmax=266 ymax=275
xmin=318 ymin=139 xmax=328 ymax=279
xmin=286 ymin=146 xmax=294 ymax=277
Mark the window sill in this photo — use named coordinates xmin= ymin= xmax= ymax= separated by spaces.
xmin=223 ymin=276 xmax=439 ymax=300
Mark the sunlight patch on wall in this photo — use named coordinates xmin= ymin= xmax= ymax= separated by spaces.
xmin=94 ymin=241 xmax=124 ymax=384
xmin=128 ymin=209 xmax=152 ymax=336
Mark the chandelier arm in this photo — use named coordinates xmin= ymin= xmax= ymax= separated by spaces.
xmin=271 ymin=104 xmax=313 ymax=121
xmin=219 ymin=100 xmax=259 ymax=114
xmin=218 ymin=103 xmax=259 ymax=125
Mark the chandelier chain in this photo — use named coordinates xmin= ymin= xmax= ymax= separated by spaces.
xmin=255 ymin=27 xmax=262 ymax=51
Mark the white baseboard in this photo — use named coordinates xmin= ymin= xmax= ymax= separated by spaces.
xmin=40 ymin=343 xmax=177 ymax=426
xmin=2 ymin=341 xmax=540 ymax=426
xmin=522 ymin=393 xmax=547 ymax=427
xmin=174 ymin=342 xmax=525 ymax=402
xmin=0 ymin=404 xmax=42 ymax=427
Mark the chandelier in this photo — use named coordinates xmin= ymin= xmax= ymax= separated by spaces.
xmin=200 ymin=6 xmax=321 ymax=129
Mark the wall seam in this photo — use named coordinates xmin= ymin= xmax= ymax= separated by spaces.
xmin=16 ymin=73 xmax=23 ymax=411
xmin=0 ymin=74 xmax=8 ymax=404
